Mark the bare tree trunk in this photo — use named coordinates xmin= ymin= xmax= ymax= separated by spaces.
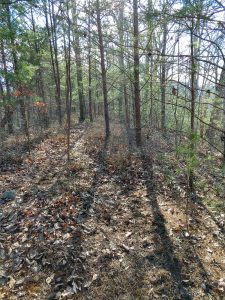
xmin=117 ymin=0 xmax=130 ymax=128
xmin=161 ymin=22 xmax=167 ymax=132
xmin=31 ymin=6 xmax=49 ymax=128
xmin=50 ymin=0 xmax=62 ymax=124
xmin=0 ymin=41 xmax=14 ymax=133
xmin=44 ymin=0 xmax=62 ymax=125
xmin=19 ymin=96 xmax=30 ymax=152
xmin=64 ymin=2 xmax=72 ymax=161
xmin=88 ymin=0 xmax=93 ymax=122
xmin=133 ymin=0 xmax=141 ymax=147
xmin=72 ymin=2 xmax=85 ymax=122
xmin=117 ymin=5 xmax=124 ymax=121
xmin=96 ymin=0 xmax=110 ymax=138
xmin=189 ymin=17 xmax=196 ymax=192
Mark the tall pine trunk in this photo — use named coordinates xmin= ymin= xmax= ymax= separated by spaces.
xmin=96 ymin=0 xmax=110 ymax=138
xmin=44 ymin=0 xmax=62 ymax=125
xmin=72 ymin=2 xmax=85 ymax=122
xmin=133 ymin=0 xmax=141 ymax=147
xmin=88 ymin=1 xmax=93 ymax=122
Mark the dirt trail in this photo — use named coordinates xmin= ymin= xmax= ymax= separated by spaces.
xmin=0 ymin=123 xmax=224 ymax=300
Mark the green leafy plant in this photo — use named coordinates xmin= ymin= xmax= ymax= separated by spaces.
xmin=177 ymin=132 xmax=200 ymax=180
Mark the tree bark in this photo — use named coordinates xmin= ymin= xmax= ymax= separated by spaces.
xmin=96 ymin=0 xmax=110 ymax=138
xmin=44 ymin=0 xmax=62 ymax=125
xmin=0 ymin=40 xmax=14 ymax=133
xmin=161 ymin=22 xmax=167 ymax=132
xmin=72 ymin=2 xmax=85 ymax=122
xmin=133 ymin=0 xmax=141 ymax=147
xmin=189 ymin=17 xmax=196 ymax=192
xmin=88 ymin=0 xmax=93 ymax=122
xmin=64 ymin=1 xmax=72 ymax=161
xmin=117 ymin=0 xmax=130 ymax=127
xmin=31 ymin=6 xmax=49 ymax=128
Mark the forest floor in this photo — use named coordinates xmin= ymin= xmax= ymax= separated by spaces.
xmin=0 ymin=121 xmax=225 ymax=300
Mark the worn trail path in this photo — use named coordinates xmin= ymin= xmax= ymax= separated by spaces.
xmin=0 ymin=123 xmax=224 ymax=299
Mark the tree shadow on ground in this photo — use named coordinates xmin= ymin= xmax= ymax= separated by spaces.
xmin=3 ymin=125 xmax=219 ymax=299
xmin=84 ymin=130 xmax=186 ymax=298
xmin=140 ymin=151 xmax=220 ymax=300
xmin=140 ymin=152 xmax=192 ymax=299
xmin=81 ymin=139 xmax=189 ymax=299
xmin=81 ymin=125 xmax=222 ymax=299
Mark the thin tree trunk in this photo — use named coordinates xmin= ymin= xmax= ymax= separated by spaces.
xmin=0 ymin=41 xmax=14 ymax=133
xmin=88 ymin=0 xmax=93 ymax=122
xmin=64 ymin=2 xmax=72 ymax=161
xmin=117 ymin=6 xmax=124 ymax=121
xmin=133 ymin=0 xmax=141 ymax=147
xmin=31 ymin=6 xmax=49 ymax=128
xmin=44 ymin=0 xmax=62 ymax=125
xmin=96 ymin=0 xmax=110 ymax=138
xmin=189 ymin=18 xmax=196 ymax=192
xmin=161 ymin=22 xmax=167 ymax=132
xmin=117 ymin=0 xmax=130 ymax=127
xmin=72 ymin=2 xmax=85 ymax=122
xmin=50 ymin=0 xmax=62 ymax=123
